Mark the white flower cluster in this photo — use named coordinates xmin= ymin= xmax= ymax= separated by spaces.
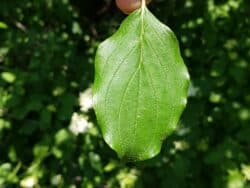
xmin=79 ymin=88 xmax=93 ymax=112
xmin=69 ymin=113 xmax=90 ymax=135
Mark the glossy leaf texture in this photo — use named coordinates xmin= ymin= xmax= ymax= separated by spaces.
xmin=93 ymin=6 xmax=190 ymax=162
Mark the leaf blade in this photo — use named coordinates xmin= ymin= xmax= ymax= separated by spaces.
xmin=93 ymin=7 xmax=189 ymax=161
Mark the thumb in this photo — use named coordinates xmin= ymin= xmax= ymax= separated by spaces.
xmin=116 ymin=0 xmax=151 ymax=14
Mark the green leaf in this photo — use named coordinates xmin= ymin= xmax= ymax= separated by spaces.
xmin=0 ymin=22 xmax=8 ymax=29
xmin=93 ymin=5 xmax=189 ymax=161
xmin=1 ymin=72 xmax=16 ymax=83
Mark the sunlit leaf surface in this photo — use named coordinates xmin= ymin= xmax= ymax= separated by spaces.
xmin=93 ymin=6 xmax=189 ymax=161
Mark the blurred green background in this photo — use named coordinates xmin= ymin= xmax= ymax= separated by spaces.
xmin=0 ymin=0 xmax=249 ymax=187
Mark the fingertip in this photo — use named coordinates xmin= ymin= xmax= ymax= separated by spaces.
xmin=115 ymin=0 xmax=141 ymax=14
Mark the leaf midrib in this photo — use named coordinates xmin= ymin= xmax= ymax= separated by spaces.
xmin=117 ymin=7 xmax=147 ymax=154
xmin=105 ymin=7 xmax=163 ymax=155
xmin=130 ymin=6 xmax=145 ymax=151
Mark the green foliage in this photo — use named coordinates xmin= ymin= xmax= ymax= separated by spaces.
xmin=93 ymin=5 xmax=189 ymax=161
xmin=0 ymin=0 xmax=249 ymax=187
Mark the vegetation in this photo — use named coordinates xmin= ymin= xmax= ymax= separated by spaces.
xmin=0 ymin=0 xmax=249 ymax=187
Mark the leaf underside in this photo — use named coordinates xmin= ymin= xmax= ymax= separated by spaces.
xmin=93 ymin=6 xmax=189 ymax=162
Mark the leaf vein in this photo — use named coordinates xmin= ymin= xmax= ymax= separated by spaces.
xmin=104 ymin=45 xmax=137 ymax=151
xmin=117 ymin=66 xmax=140 ymax=154
xmin=99 ymin=35 xmax=134 ymax=77
xmin=142 ymin=66 xmax=159 ymax=157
